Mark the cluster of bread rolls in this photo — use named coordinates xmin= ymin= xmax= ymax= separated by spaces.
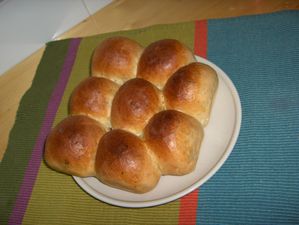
xmin=44 ymin=37 xmax=218 ymax=193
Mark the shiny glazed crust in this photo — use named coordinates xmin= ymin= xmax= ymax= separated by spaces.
xmin=95 ymin=129 xmax=161 ymax=193
xmin=44 ymin=115 xmax=106 ymax=177
xmin=44 ymin=37 xmax=218 ymax=193
xmin=111 ymin=78 xmax=162 ymax=135
xmin=137 ymin=39 xmax=195 ymax=89
xmin=144 ymin=110 xmax=203 ymax=175
xmin=163 ymin=62 xmax=218 ymax=126
xmin=91 ymin=36 xmax=143 ymax=84
xmin=69 ymin=77 xmax=119 ymax=128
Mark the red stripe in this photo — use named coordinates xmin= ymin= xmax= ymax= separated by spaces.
xmin=178 ymin=189 xmax=199 ymax=225
xmin=178 ymin=20 xmax=208 ymax=225
xmin=194 ymin=20 xmax=207 ymax=58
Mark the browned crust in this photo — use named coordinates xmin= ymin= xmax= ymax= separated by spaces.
xmin=163 ymin=62 xmax=218 ymax=126
xmin=111 ymin=78 xmax=162 ymax=134
xmin=44 ymin=115 xmax=106 ymax=177
xmin=95 ymin=129 xmax=161 ymax=193
xmin=91 ymin=36 xmax=143 ymax=84
xmin=144 ymin=110 xmax=203 ymax=175
xmin=137 ymin=39 xmax=195 ymax=88
xmin=69 ymin=77 xmax=119 ymax=128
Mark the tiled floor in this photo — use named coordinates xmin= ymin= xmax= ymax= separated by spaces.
xmin=0 ymin=0 xmax=112 ymax=75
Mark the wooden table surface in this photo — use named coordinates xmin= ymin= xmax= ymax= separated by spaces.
xmin=0 ymin=0 xmax=298 ymax=160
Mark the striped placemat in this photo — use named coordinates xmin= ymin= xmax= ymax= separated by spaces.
xmin=1 ymin=10 xmax=299 ymax=225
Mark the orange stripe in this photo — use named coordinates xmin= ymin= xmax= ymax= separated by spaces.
xmin=178 ymin=20 xmax=208 ymax=225
xmin=194 ymin=20 xmax=207 ymax=58
xmin=178 ymin=189 xmax=199 ymax=225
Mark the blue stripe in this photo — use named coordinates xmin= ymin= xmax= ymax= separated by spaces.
xmin=197 ymin=11 xmax=299 ymax=224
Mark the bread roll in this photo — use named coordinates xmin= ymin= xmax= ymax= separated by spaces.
xmin=137 ymin=39 xmax=195 ymax=89
xmin=111 ymin=78 xmax=162 ymax=135
xmin=91 ymin=36 xmax=143 ymax=84
xmin=163 ymin=62 xmax=218 ymax=126
xmin=95 ymin=129 xmax=161 ymax=193
xmin=69 ymin=77 xmax=119 ymax=128
xmin=44 ymin=37 xmax=219 ymax=194
xmin=44 ymin=115 xmax=106 ymax=177
xmin=144 ymin=110 xmax=203 ymax=175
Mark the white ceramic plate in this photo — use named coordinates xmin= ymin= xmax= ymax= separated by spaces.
xmin=73 ymin=56 xmax=242 ymax=208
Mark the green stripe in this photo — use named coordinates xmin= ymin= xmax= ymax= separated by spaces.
xmin=23 ymin=22 xmax=195 ymax=225
xmin=0 ymin=40 xmax=70 ymax=224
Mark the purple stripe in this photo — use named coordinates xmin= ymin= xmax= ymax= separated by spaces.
xmin=8 ymin=38 xmax=81 ymax=225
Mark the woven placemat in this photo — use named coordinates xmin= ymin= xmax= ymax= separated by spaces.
xmin=1 ymin=10 xmax=298 ymax=225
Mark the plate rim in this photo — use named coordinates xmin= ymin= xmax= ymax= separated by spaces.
xmin=73 ymin=56 xmax=242 ymax=208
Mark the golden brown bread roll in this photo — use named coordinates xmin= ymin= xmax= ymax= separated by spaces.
xmin=163 ymin=62 xmax=218 ymax=126
xmin=69 ymin=77 xmax=119 ymax=128
xmin=144 ymin=110 xmax=203 ymax=175
xmin=44 ymin=115 xmax=106 ymax=177
xmin=110 ymin=78 xmax=162 ymax=135
xmin=91 ymin=36 xmax=143 ymax=84
xmin=137 ymin=39 xmax=195 ymax=88
xmin=44 ymin=37 xmax=218 ymax=194
xmin=95 ymin=129 xmax=161 ymax=193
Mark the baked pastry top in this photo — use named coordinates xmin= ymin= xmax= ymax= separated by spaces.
xmin=44 ymin=36 xmax=218 ymax=193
